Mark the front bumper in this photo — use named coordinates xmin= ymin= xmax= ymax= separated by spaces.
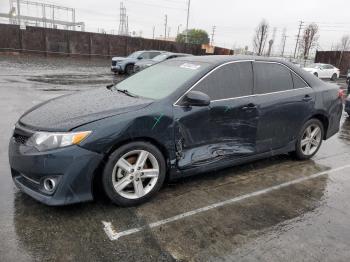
xmin=9 ymin=137 xmax=104 ymax=206
xmin=111 ymin=65 xmax=123 ymax=73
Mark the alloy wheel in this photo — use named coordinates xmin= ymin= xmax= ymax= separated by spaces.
xmin=300 ymin=124 xmax=322 ymax=156
xmin=112 ymin=150 xmax=159 ymax=199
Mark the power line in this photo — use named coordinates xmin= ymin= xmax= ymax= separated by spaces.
xmin=126 ymin=0 xmax=186 ymax=11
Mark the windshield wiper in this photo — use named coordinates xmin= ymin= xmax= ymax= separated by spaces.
xmin=106 ymin=84 xmax=138 ymax=97
xmin=116 ymin=88 xmax=138 ymax=97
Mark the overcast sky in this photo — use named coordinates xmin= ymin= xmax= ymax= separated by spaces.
xmin=1 ymin=0 xmax=350 ymax=55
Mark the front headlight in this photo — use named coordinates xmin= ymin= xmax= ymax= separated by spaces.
xmin=28 ymin=131 xmax=91 ymax=151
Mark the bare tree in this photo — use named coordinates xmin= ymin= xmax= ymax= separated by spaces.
xmin=266 ymin=27 xmax=277 ymax=56
xmin=300 ymin=23 xmax=319 ymax=60
xmin=337 ymin=35 xmax=350 ymax=67
xmin=339 ymin=35 xmax=350 ymax=51
xmin=253 ymin=19 xmax=269 ymax=56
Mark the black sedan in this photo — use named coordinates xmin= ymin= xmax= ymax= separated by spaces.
xmin=8 ymin=56 xmax=343 ymax=206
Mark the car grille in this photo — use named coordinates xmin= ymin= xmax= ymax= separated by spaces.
xmin=112 ymin=61 xmax=117 ymax=66
xmin=12 ymin=124 xmax=33 ymax=145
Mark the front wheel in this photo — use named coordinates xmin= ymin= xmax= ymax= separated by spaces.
xmin=125 ymin=64 xmax=134 ymax=75
xmin=102 ymin=142 xmax=166 ymax=206
xmin=331 ymin=73 xmax=337 ymax=81
xmin=294 ymin=119 xmax=324 ymax=160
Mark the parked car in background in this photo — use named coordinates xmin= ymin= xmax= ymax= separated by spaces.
xmin=134 ymin=52 xmax=192 ymax=72
xmin=111 ymin=50 xmax=163 ymax=75
xmin=9 ymin=56 xmax=343 ymax=206
xmin=303 ymin=63 xmax=340 ymax=81
xmin=347 ymin=69 xmax=350 ymax=81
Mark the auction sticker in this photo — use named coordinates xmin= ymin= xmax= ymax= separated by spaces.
xmin=180 ymin=63 xmax=201 ymax=70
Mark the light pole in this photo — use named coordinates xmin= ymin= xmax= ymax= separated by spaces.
xmin=185 ymin=0 xmax=190 ymax=43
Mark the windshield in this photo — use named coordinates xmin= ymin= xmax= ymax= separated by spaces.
xmin=128 ymin=51 xmax=142 ymax=59
xmin=152 ymin=54 xmax=169 ymax=62
xmin=115 ymin=60 xmax=210 ymax=99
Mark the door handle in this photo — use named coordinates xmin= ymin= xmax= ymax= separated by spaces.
xmin=241 ymin=103 xmax=257 ymax=110
xmin=302 ymin=95 xmax=313 ymax=102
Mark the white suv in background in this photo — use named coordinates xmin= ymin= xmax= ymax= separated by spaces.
xmin=303 ymin=63 xmax=340 ymax=81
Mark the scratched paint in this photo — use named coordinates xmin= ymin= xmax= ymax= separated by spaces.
xmin=151 ymin=114 xmax=164 ymax=130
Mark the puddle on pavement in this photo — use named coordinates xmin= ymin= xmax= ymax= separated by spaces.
xmin=27 ymin=74 xmax=114 ymax=85
xmin=12 ymin=157 xmax=335 ymax=261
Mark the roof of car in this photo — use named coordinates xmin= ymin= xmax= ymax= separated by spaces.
xmin=173 ymin=55 xmax=300 ymax=65
xmin=158 ymin=52 xmax=192 ymax=56
xmin=174 ymin=55 xmax=325 ymax=87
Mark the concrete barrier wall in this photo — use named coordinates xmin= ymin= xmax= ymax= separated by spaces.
xmin=0 ymin=23 xmax=232 ymax=57
xmin=315 ymin=51 xmax=350 ymax=75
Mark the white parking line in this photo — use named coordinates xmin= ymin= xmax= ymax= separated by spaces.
xmin=102 ymin=164 xmax=350 ymax=241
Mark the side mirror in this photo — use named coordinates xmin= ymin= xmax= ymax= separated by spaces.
xmin=181 ymin=91 xmax=210 ymax=107
xmin=137 ymin=56 xmax=143 ymax=60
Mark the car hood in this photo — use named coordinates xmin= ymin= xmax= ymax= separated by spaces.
xmin=112 ymin=57 xmax=126 ymax=62
xmin=19 ymin=87 xmax=154 ymax=132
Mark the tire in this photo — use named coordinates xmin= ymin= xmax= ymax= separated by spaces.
xmin=313 ymin=72 xmax=318 ymax=78
xmin=102 ymin=141 xmax=166 ymax=206
xmin=331 ymin=73 xmax=337 ymax=81
xmin=125 ymin=64 xmax=134 ymax=75
xmin=294 ymin=119 xmax=324 ymax=160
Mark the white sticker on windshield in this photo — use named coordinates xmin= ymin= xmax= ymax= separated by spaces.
xmin=180 ymin=63 xmax=201 ymax=70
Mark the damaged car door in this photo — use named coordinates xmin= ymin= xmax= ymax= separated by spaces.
xmin=253 ymin=61 xmax=314 ymax=153
xmin=174 ymin=61 xmax=258 ymax=169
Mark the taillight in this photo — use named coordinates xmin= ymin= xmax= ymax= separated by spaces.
xmin=338 ymin=89 xmax=345 ymax=100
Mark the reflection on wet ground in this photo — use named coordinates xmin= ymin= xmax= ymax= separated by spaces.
xmin=1 ymin=56 xmax=350 ymax=262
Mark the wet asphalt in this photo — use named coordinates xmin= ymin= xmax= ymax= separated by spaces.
xmin=1 ymin=55 xmax=350 ymax=262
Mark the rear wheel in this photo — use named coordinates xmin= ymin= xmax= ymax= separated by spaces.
xmin=331 ymin=73 xmax=337 ymax=81
xmin=102 ymin=142 xmax=166 ymax=206
xmin=294 ymin=119 xmax=324 ymax=160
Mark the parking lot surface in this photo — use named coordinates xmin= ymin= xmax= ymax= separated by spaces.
xmin=1 ymin=55 xmax=350 ymax=262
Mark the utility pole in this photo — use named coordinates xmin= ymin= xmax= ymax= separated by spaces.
xmin=118 ymin=2 xmax=128 ymax=36
xmin=177 ymin=24 xmax=182 ymax=36
xmin=16 ymin=0 xmax=21 ymax=26
xmin=126 ymin=15 xmax=129 ymax=36
xmin=211 ymin=25 xmax=216 ymax=46
xmin=152 ymin=26 xmax=155 ymax=39
xmin=164 ymin=14 xmax=167 ymax=40
xmin=168 ymin=27 xmax=171 ymax=39
xmin=185 ymin=0 xmax=191 ymax=43
xmin=293 ymin=21 xmax=304 ymax=58
xmin=281 ymin=34 xmax=288 ymax=57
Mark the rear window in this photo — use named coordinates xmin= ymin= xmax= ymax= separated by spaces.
xmin=115 ymin=60 xmax=210 ymax=99
xmin=292 ymin=73 xmax=308 ymax=89
xmin=254 ymin=62 xmax=294 ymax=94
